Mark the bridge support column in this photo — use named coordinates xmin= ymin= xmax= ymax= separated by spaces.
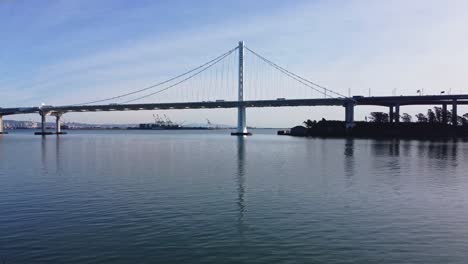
xmin=231 ymin=40 xmax=251 ymax=136
xmin=442 ymin=104 xmax=448 ymax=124
xmin=0 ymin=115 xmax=6 ymax=134
xmin=234 ymin=106 xmax=249 ymax=135
xmin=452 ymin=100 xmax=458 ymax=126
xmin=394 ymin=104 xmax=400 ymax=123
xmin=389 ymin=106 xmax=394 ymax=123
xmin=56 ymin=114 xmax=62 ymax=134
xmin=54 ymin=113 xmax=67 ymax=135
xmin=35 ymin=112 xmax=54 ymax=135
xmin=345 ymin=102 xmax=354 ymax=130
xmin=41 ymin=112 xmax=46 ymax=133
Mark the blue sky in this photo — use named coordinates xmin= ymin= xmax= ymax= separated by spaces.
xmin=2 ymin=0 xmax=468 ymax=126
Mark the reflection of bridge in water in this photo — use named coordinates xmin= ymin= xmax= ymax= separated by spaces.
xmin=1 ymin=41 xmax=467 ymax=135
xmin=236 ymin=137 xmax=246 ymax=234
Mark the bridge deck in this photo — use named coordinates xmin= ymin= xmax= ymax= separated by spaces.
xmin=1 ymin=95 xmax=468 ymax=116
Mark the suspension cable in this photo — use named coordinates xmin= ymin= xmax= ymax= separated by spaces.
xmin=244 ymin=46 xmax=349 ymax=98
xmin=120 ymin=48 xmax=236 ymax=104
xmin=73 ymin=46 xmax=238 ymax=105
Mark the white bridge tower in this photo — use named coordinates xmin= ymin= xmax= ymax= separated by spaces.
xmin=231 ymin=41 xmax=251 ymax=136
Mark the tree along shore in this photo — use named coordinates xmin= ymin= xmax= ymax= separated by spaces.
xmin=282 ymin=107 xmax=468 ymax=138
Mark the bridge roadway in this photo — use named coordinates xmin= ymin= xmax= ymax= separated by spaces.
xmin=1 ymin=94 xmax=468 ymax=134
xmin=2 ymin=94 xmax=468 ymax=116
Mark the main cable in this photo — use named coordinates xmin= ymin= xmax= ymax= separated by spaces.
xmin=120 ymin=48 xmax=236 ymax=104
xmin=73 ymin=46 xmax=238 ymax=106
xmin=244 ymin=46 xmax=349 ymax=99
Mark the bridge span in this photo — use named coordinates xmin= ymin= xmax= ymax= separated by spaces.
xmin=1 ymin=95 xmax=468 ymax=135
xmin=1 ymin=41 xmax=467 ymax=135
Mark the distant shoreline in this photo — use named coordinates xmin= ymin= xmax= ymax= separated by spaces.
xmin=4 ymin=127 xmax=283 ymax=131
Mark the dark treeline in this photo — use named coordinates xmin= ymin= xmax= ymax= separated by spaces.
xmin=368 ymin=106 xmax=468 ymax=125
xmin=294 ymin=106 xmax=468 ymax=138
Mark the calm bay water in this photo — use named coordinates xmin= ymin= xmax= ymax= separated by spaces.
xmin=1 ymin=129 xmax=468 ymax=263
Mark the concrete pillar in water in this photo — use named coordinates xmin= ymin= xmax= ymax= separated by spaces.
xmin=394 ymin=104 xmax=400 ymax=123
xmin=55 ymin=113 xmax=62 ymax=134
xmin=0 ymin=115 xmax=5 ymax=134
xmin=389 ymin=106 xmax=394 ymax=123
xmin=345 ymin=102 xmax=354 ymax=130
xmin=35 ymin=111 xmax=52 ymax=135
xmin=442 ymin=104 xmax=448 ymax=124
xmin=452 ymin=100 xmax=458 ymax=126
xmin=41 ymin=112 xmax=46 ymax=134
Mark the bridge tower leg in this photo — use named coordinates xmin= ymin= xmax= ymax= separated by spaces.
xmin=345 ymin=102 xmax=354 ymax=131
xmin=452 ymin=99 xmax=458 ymax=126
xmin=232 ymin=41 xmax=251 ymax=136
xmin=442 ymin=104 xmax=448 ymax=124
xmin=0 ymin=115 xmax=6 ymax=134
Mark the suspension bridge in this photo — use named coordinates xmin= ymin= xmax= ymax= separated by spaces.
xmin=1 ymin=41 xmax=468 ymax=135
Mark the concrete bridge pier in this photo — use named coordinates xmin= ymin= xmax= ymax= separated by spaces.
xmin=389 ymin=106 xmax=394 ymax=123
xmin=35 ymin=111 xmax=54 ymax=135
xmin=35 ymin=112 xmax=67 ymax=135
xmin=442 ymin=104 xmax=448 ymax=124
xmin=345 ymin=102 xmax=354 ymax=130
xmin=452 ymin=100 xmax=458 ymax=126
xmin=0 ymin=115 xmax=7 ymax=134
xmin=232 ymin=105 xmax=250 ymax=136
xmin=394 ymin=104 xmax=400 ymax=123
xmin=56 ymin=114 xmax=62 ymax=134
xmin=52 ymin=112 xmax=67 ymax=135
